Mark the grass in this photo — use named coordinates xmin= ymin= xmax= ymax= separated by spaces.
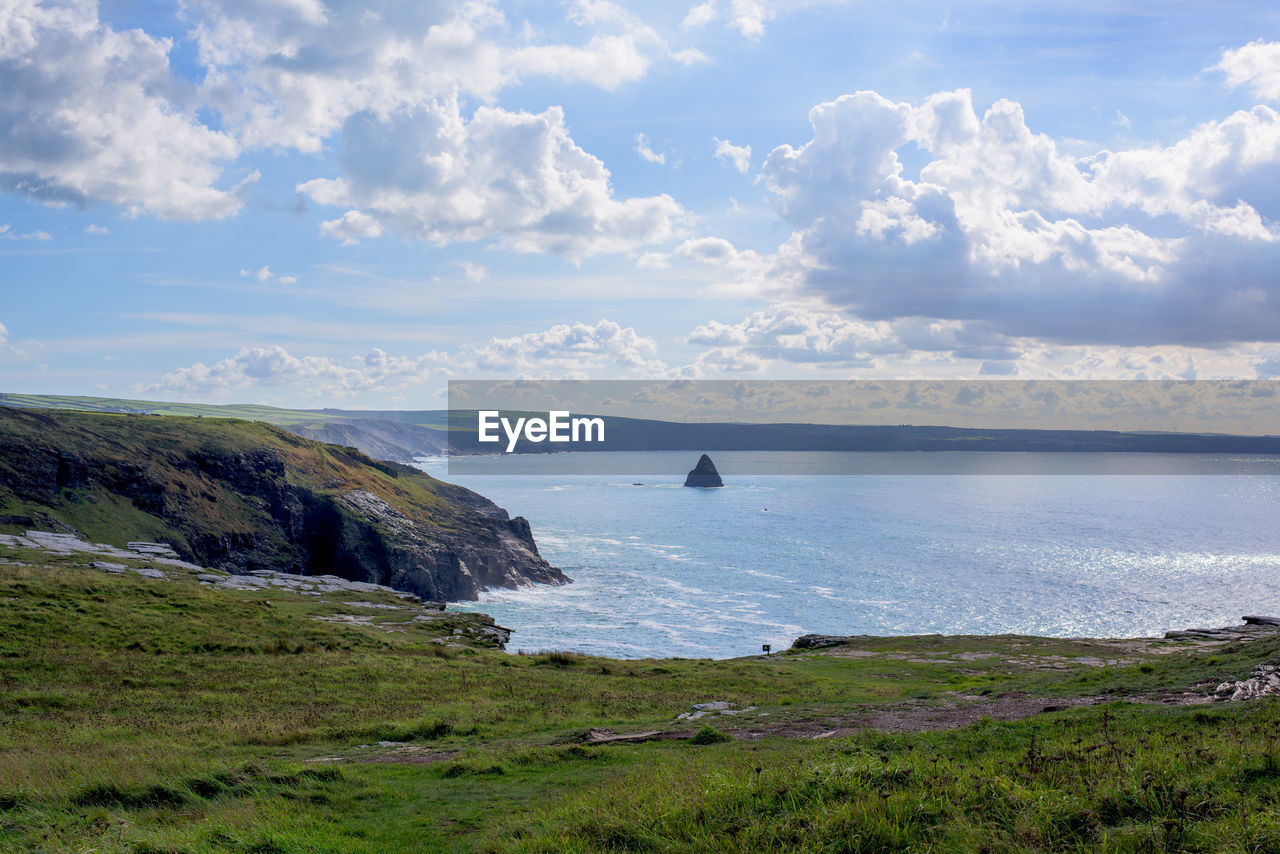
xmin=0 ymin=392 xmax=450 ymax=429
xmin=3 ymin=542 xmax=1280 ymax=851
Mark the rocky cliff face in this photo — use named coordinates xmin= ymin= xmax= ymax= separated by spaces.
xmin=0 ymin=407 xmax=568 ymax=601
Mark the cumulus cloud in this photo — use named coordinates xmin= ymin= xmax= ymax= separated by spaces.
xmin=635 ymin=251 xmax=669 ymax=269
xmin=299 ymin=103 xmax=687 ymax=258
xmin=1213 ymin=40 xmax=1280 ymax=103
xmin=758 ymin=87 xmax=1280 ymax=346
xmin=0 ymin=224 xmax=50 ymax=241
xmin=681 ymin=0 xmax=774 ymax=38
xmin=676 ymin=236 xmax=765 ymax=271
xmin=471 ymin=319 xmax=667 ymax=376
xmin=144 ymin=345 xmax=446 ymax=399
xmin=634 ymin=132 xmax=665 ymax=165
xmin=189 ymin=0 xmax=692 ymax=151
xmin=319 ymin=210 xmax=382 ymax=245
xmin=713 ymin=136 xmax=751 ymax=173
xmin=682 ymin=1 xmax=717 ymax=28
xmin=0 ymin=0 xmax=696 ymax=255
xmin=677 ymin=304 xmax=1280 ymax=380
xmin=85 ymin=224 xmax=109 ymax=235
xmin=0 ymin=0 xmax=242 ymax=219
xmin=682 ymin=304 xmax=1012 ymax=375
xmin=143 ymin=319 xmax=668 ymax=398
xmin=239 ymin=264 xmax=298 ymax=284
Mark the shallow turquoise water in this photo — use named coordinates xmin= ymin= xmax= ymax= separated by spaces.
xmin=419 ymin=452 xmax=1280 ymax=659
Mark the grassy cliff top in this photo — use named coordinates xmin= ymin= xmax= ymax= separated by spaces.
xmin=2 ymin=535 xmax=1279 ymax=852
xmin=0 ymin=405 xmax=489 ymax=547
xmin=0 ymin=392 xmax=447 ymax=428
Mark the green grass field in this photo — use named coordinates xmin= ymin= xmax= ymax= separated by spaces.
xmin=0 ymin=393 xmax=451 ymax=429
xmin=3 ymin=542 xmax=1279 ymax=852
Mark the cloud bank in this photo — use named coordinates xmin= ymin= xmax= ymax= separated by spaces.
xmin=756 ymin=86 xmax=1280 ymax=346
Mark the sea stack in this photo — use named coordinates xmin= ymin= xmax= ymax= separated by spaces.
xmin=683 ymin=453 xmax=724 ymax=488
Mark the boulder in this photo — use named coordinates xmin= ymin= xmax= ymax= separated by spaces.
xmin=792 ymin=634 xmax=854 ymax=650
xmin=683 ymin=454 xmax=724 ymax=488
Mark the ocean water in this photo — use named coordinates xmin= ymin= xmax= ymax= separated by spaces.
xmin=417 ymin=452 xmax=1280 ymax=659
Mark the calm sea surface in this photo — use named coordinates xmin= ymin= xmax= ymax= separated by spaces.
xmin=417 ymin=452 xmax=1280 ymax=659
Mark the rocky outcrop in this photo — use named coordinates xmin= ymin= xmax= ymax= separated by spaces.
xmin=1214 ymin=662 xmax=1280 ymax=701
xmin=683 ymin=454 xmax=724 ymax=488
xmin=290 ymin=419 xmax=447 ymax=464
xmin=0 ymin=406 xmax=568 ymax=602
xmin=792 ymin=634 xmax=864 ymax=650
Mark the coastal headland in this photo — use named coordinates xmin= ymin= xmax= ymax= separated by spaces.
xmin=3 ymin=529 xmax=1279 ymax=851
xmin=3 ymin=401 xmax=1280 ymax=851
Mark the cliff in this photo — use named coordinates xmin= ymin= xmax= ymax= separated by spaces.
xmin=0 ymin=406 xmax=568 ymax=601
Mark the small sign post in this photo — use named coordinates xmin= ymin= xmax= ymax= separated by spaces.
xmin=762 ymin=643 xmax=771 ymax=656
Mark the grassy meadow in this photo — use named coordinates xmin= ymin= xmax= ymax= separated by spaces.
xmin=2 ymin=541 xmax=1280 ymax=852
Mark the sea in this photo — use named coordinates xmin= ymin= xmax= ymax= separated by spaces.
xmin=415 ymin=452 xmax=1280 ymax=660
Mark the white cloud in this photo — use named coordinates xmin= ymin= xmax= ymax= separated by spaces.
xmin=1213 ymin=40 xmax=1280 ymax=103
xmin=713 ymin=136 xmax=751 ymax=173
xmin=677 ymin=304 xmax=1280 ymax=380
xmin=683 ymin=304 xmax=1010 ymax=375
xmin=191 ymin=0 xmax=700 ymax=152
xmin=239 ymin=264 xmax=298 ymax=283
xmin=680 ymin=0 xmax=774 ymax=39
xmin=471 ymin=319 xmax=667 ymax=376
xmin=682 ymin=1 xmax=717 ymax=28
xmin=727 ymin=0 xmax=773 ymax=39
xmin=0 ymin=224 xmax=50 ymax=241
xmin=0 ymin=0 xmax=242 ymax=220
xmin=634 ymin=132 xmax=665 ymax=165
xmin=635 ymin=251 xmax=670 ymax=269
xmin=319 ymin=210 xmax=383 ymax=245
xmin=757 ymin=87 xmax=1280 ymax=346
xmin=300 ymin=103 xmax=687 ymax=258
xmin=1 ymin=0 xmax=697 ymax=252
xmin=143 ymin=319 xmax=670 ymax=399
xmin=85 ymin=224 xmax=109 ymax=235
xmin=676 ymin=235 xmax=760 ymax=267
xmin=461 ymin=262 xmax=488 ymax=281
xmin=144 ymin=345 xmax=449 ymax=399
xmin=0 ymin=321 xmax=7 ymax=345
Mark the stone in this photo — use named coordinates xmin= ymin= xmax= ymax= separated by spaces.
xmin=792 ymin=634 xmax=854 ymax=650
xmin=683 ymin=454 xmax=724 ymax=488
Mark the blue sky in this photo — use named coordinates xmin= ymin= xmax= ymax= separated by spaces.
xmin=3 ymin=0 xmax=1280 ymax=407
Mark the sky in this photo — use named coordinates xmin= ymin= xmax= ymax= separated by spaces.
xmin=3 ymin=0 xmax=1280 ymax=408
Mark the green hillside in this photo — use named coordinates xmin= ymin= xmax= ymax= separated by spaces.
xmin=0 ymin=406 xmax=565 ymax=601
xmin=2 ymin=541 xmax=1279 ymax=852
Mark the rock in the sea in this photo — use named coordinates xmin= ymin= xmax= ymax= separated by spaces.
xmin=683 ymin=454 xmax=724 ymax=488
